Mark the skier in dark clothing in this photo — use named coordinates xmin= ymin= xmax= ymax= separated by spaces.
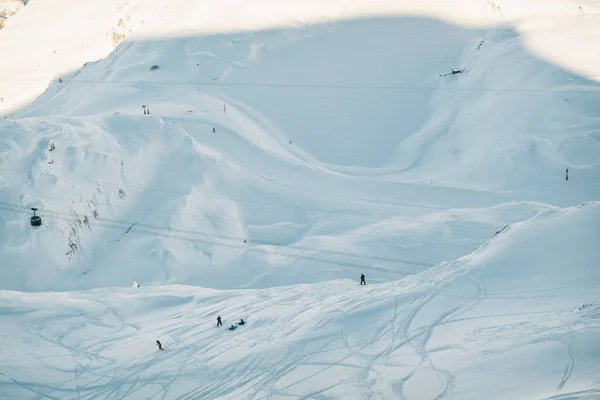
xmin=217 ymin=315 xmax=222 ymax=327
xmin=239 ymin=319 xmax=245 ymax=325
xmin=156 ymin=340 xmax=164 ymax=351
xmin=360 ymin=274 xmax=366 ymax=285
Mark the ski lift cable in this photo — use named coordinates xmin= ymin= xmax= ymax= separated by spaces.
xmin=0 ymin=205 xmax=425 ymax=274
xmin=3 ymin=76 xmax=600 ymax=94
xmin=0 ymin=202 xmax=432 ymax=269
xmin=0 ymin=191 xmax=476 ymax=249
xmin=0 ymin=200 xmax=434 ymax=267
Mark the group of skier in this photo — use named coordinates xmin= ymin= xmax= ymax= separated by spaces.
xmin=217 ymin=315 xmax=246 ymax=330
xmin=156 ymin=273 xmax=366 ymax=351
xmin=217 ymin=315 xmax=246 ymax=331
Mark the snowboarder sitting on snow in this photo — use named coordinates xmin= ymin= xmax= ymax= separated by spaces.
xmin=239 ymin=319 xmax=245 ymax=325
xmin=360 ymin=273 xmax=366 ymax=285
xmin=229 ymin=325 xmax=237 ymax=331
xmin=156 ymin=340 xmax=164 ymax=351
xmin=217 ymin=315 xmax=222 ymax=327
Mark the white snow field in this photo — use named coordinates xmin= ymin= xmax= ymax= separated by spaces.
xmin=0 ymin=0 xmax=599 ymax=398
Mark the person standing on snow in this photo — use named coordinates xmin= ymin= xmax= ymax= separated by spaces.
xmin=217 ymin=315 xmax=222 ymax=327
xmin=360 ymin=273 xmax=366 ymax=285
xmin=156 ymin=340 xmax=164 ymax=351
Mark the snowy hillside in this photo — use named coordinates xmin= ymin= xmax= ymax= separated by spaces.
xmin=1 ymin=203 xmax=599 ymax=399
xmin=0 ymin=0 xmax=599 ymax=398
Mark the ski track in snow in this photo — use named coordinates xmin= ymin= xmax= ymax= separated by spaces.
xmin=1 ymin=268 xmax=600 ymax=399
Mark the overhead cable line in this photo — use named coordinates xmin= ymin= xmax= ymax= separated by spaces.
xmin=2 ymin=77 xmax=599 ymax=94
xmin=1 ymin=189 xmax=477 ymax=248
xmin=0 ymin=204 xmax=430 ymax=274
xmin=0 ymin=200 xmax=433 ymax=266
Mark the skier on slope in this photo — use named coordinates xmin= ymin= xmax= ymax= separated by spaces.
xmin=156 ymin=340 xmax=164 ymax=351
xmin=360 ymin=273 xmax=366 ymax=285
xmin=217 ymin=315 xmax=222 ymax=327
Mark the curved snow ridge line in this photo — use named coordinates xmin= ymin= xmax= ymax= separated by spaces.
xmin=211 ymin=92 xmax=320 ymax=166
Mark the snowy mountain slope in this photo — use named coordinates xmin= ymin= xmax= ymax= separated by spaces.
xmin=13 ymin=11 xmax=600 ymax=188
xmin=0 ymin=202 xmax=598 ymax=400
xmin=1 ymin=3 xmax=599 ymax=291
xmin=0 ymin=0 xmax=599 ymax=398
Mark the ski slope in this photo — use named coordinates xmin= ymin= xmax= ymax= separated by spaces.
xmin=1 ymin=203 xmax=599 ymax=399
xmin=0 ymin=0 xmax=599 ymax=398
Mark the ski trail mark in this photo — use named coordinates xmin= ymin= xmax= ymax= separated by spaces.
xmin=556 ymin=339 xmax=575 ymax=391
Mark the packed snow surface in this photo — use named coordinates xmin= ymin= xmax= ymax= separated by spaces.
xmin=0 ymin=0 xmax=599 ymax=399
